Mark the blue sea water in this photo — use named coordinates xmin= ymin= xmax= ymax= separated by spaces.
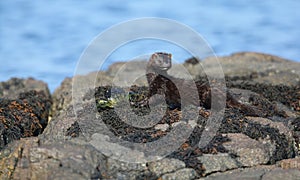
xmin=1 ymin=0 xmax=300 ymax=92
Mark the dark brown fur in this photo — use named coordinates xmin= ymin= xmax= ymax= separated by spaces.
xmin=146 ymin=52 xmax=213 ymax=109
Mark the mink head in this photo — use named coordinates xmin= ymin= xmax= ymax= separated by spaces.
xmin=148 ymin=52 xmax=172 ymax=72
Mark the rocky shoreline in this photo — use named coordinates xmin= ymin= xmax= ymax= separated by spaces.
xmin=0 ymin=52 xmax=299 ymax=179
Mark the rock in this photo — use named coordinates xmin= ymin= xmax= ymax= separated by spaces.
xmin=106 ymin=158 xmax=148 ymax=179
xmin=0 ymin=77 xmax=50 ymax=99
xmin=42 ymin=95 xmax=154 ymax=179
xmin=42 ymin=97 xmax=99 ymax=143
xmin=244 ymin=117 xmax=297 ymax=161
xmin=222 ymin=133 xmax=273 ymax=167
xmin=222 ymin=112 xmax=298 ymax=166
xmin=225 ymin=52 xmax=300 ymax=86
xmin=197 ymin=153 xmax=238 ymax=175
xmin=187 ymin=52 xmax=300 ymax=86
xmin=0 ymin=137 xmax=107 ymax=179
xmin=154 ymin=123 xmax=169 ymax=131
xmin=227 ymin=88 xmax=287 ymax=117
xmin=220 ymin=115 xmax=297 ymax=164
xmin=106 ymin=61 xmax=127 ymax=76
xmin=204 ymin=166 xmax=300 ymax=180
xmin=41 ymin=111 xmax=78 ymax=143
xmin=262 ymin=168 xmax=300 ymax=180
xmin=203 ymin=166 xmax=273 ymax=180
xmin=51 ymin=77 xmax=73 ymax=117
xmin=161 ymin=168 xmax=198 ymax=180
xmin=227 ymin=81 xmax=300 ymax=112
xmin=51 ymin=71 xmax=112 ymax=117
xmin=148 ymin=158 xmax=186 ymax=176
xmin=246 ymin=116 xmax=295 ymax=150
xmin=277 ymin=157 xmax=300 ymax=169
xmin=1 ymin=52 xmax=299 ymax=179
xmin=107 ymin=60 xmax=148 ymax=86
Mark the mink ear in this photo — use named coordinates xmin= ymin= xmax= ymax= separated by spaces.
xmin=151 ymin=53 xmax=159 ymax=59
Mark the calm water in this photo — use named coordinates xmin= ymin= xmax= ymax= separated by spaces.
xmin=1 ymin=0 xmax=300 ymax=92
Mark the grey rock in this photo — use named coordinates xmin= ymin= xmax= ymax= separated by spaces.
xmin=276 ymin=157 xmax=300 ymax=169
xmin=205 ymin=166 xmax=300 ymax=180
xmin=262 ymin=168 xmax=300 ymax=180
xmin=43 ymin=97 xmax=153 ymax=179
xmin=203 ymin=166 xmax=272 ymax=180
xmin=161 ymin=168 xmax=198 ymax=180
xmin=51 ymin=71 xmax=112 ymax=117
xmin=0 ymin=137 xmax=106 ymax=180
xmin=227 ymin=88 xmax=289 ymax=117
xmin=155 ymin=123 xmax=170 ymax=131
xmin=148 ymin=158 xmax=186 ymax=176
xmin=108 ymin=60 xmax=148 ymax=86
xmin=107 ymin=61 xmax=127 ymax=76
xmin=51 ymin=77 xmax=73 ymax=117
xmin=246 ymin=116 xmax=293 ymax=138
xmin=106 ymin=158 xmax=148 ymax=179
xmin=187 ymin=52 xmax=300 ymax=86
xmin=107 ymin=158 xmax=147 ymax=172
xmin=222 ymin=133 xmax=274 ymax=167
xmin=197 ymin=153 xmax=239 ymax=175
xmin=246 ymin=116 xmax=296 ymax=155
xmin=0 ymin=77 xmax=50 ymax=99
xmin=90 ymin=133 xmax=149 ymax=163
xmin=42 ymin=105 xmax=78 ymax=143
xmin=245 ymin=116 xmax=297 ymax=160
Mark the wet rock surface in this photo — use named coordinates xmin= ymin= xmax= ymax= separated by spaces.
xmin=0 ymin=52 xmax=299 ymax=179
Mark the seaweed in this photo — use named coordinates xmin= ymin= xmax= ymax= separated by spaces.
xmin=0 ymin=90 xmax=51 ymax=149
